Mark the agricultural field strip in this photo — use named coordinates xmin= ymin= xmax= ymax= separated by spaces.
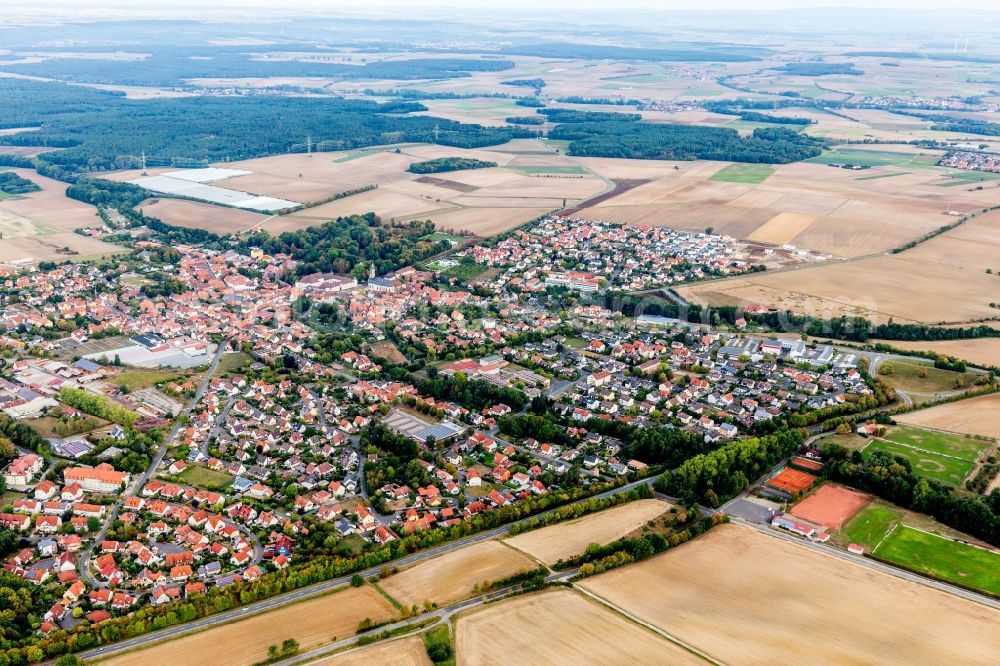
xmin=72 ymin=479 xmax=654 ymax=663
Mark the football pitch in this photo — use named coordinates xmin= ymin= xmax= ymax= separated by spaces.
xmin=874 ymin=525 xmax=1000 ymax=597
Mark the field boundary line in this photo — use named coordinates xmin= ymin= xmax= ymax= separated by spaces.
xmin=872 ymin=519 xmax=898 ymax=554
xmin=874 ymin=436 xmax=978 ymax=463
xmin=573 ymin=586 xmax=725 ymax=665
xmin=892 ymin=523 xmax=1000 ymax=556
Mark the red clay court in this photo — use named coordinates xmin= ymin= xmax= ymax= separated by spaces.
xmin=766 ymin=467 xmax=817 ymax=494
xmin=791 ymin=483 xmax=871 ymax=529
xmin=790 ymin=456 xmax=823 ymax=472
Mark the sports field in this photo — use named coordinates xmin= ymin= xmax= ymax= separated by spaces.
xmin=882 ymin=425 xmax=989 ymax=461
xmin=874 ymin=525 xmax=1000 ymax=597
xmin=841 ymin=503 xmax=898 ymax=548
xmin=861 ymin=439 xmax=974 ymax=486
xmin=790 ymin=483 xmax=870 ymax=529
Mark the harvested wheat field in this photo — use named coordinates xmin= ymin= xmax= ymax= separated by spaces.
xmin=0 ymin=169 xmax=103 ymax=231
xmin=680 ymin=248 xmax=1000 ymax=325
xmin=895 ymin=393 xmax=1000 ymax=439
xmin=791 ymin=483 xmax=870 ymax=529
xmin=575 ymin=158 xmax=995 ymax=258
xmin=313 ymin=636 xmax=430 ymax=666
xmin=421 ymin=206 xmax=551 ymax=236
xmin=871 ymin=338 xmax=1000 ymax=368
xmin=504 ymin=499 xmax=670 ymax=564
xmin=455 ymin=589 xmax=701 ymax=666
xmin=96 ymin=586 xmax=396 ymax=666
xmin=580 ymin=523 xmax=1000 ymax=666
xmin=137 ymin=198 xmax=265 ymax=233
xmin=379 ymin=540 xmax=536 ymax=608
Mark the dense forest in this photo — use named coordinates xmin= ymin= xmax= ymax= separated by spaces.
xmin=233 ymin=213 xmax=448 ymax=278
xmin=406 ymin=157 xmax=498 ymax=174
xmin=0 ymin=79 xmax=533 ymax=178
xmin=0 ymin=172 xmax=40 ymax=195
xmin=553 ymin=122 xmax=823 ymax=163
xmin=505 ymin=116 xmax=545 ymax=125
xmin=0 ymin=49 xmax=514 ymax=87
xmin=413 ymin=374 xmax=528 ymax=413
xmin=501 ymin=78 xmax=546 ymax=89
xmin=538 ymin=108 xmax=642 ymax=123
xmin=772 ymin=62 xmax=863 ymax=76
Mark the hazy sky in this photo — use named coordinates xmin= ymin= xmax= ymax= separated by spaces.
xmin=21 ymin=0 xmax=1000 ymax=10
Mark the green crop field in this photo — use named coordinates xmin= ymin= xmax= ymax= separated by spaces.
xmin=883 ymin=425 xmax=989 ymax=462
xmin=709 ymin=163 xmax=775 ymax=184
xmin=805 ymin=148 xmax=936 ymax=168
xmin=874 ymin=525 xmax=1000 ymax=597
xmin=862 ymin=439 xmax=974 ymax=486
xmin=841 ymin=504 xmax=899 ymax=548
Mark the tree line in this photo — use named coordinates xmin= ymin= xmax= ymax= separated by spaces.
xmin=552 ymin=122 xmax=823 ymax=163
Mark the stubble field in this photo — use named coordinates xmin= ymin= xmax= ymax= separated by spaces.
xmin=894 ymin=393 xmax=1000 ymax=439
xmin=579 ymin=523 xmax=1000 ymax=665
xmin=504 ymin=498 xmax=670 ymax=564
xmin=96 ymin=586 xmax=396 ymax=666
xmin=455 ymin=588 xmax=702 ymax=666
xmin=101 ymin=141 xmax=604 ymax=237
xmin=378 ymin=540 xmax=536 ymax=608
xmin=0 ymin=168 xmax=122 ymax=263
xmin=680 ymin=209 xmax=1000 ymax=325
xmin=871 ymin=338 xmax=1000 ymax=368
xmin=313 ymin=636 xmax=430 ymax=666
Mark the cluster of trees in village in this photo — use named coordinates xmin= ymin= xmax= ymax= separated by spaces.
xmin=56 ymin=388 xmax=139 ymax=427
xmin=406 ymin=157 xmax=497 ymax=174
xmin=413 ymin=374 xmax=528 ymax=413
xmin=656 ymin=429 xmax=804 ymax=507
xmin=234 ymin=214 xmax=448 ymax=278
xmin=822 ymin=444 xmax=1000 ymax=546
xmin=552 ymin=122 xmax=823 ymax=163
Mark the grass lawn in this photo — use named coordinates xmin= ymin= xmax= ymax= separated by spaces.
xmin=177 ymin=465 xmax=234 ymax=491
xmin=878 ymin=359 xmax=975 ymax=395
xmin=423 ymin=624 xmax=455 ymax=666
xmin=882 ymin=425 xmax=989 ymax=462
xmin=874 ymin=525 xmax=1000 ymax=596
xmin=936 ymin=168 xmax=1000 ymax=186
xmin=114 ymin=368 xmax=189 ymax=391
xmin=840 ymin=503 xmax=899 ymax=548
xmin=213 ymin=352 xmax=250 ymax=377
xmin=709 ymin=163 xmax=775 ymax=184
xmin=862 ymin=439 xmax=974 ymax=486
xmin=563 ymin=336 xmax=587 ymax=349
xmin=855 ymin=171 xmax=911 ymax=181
